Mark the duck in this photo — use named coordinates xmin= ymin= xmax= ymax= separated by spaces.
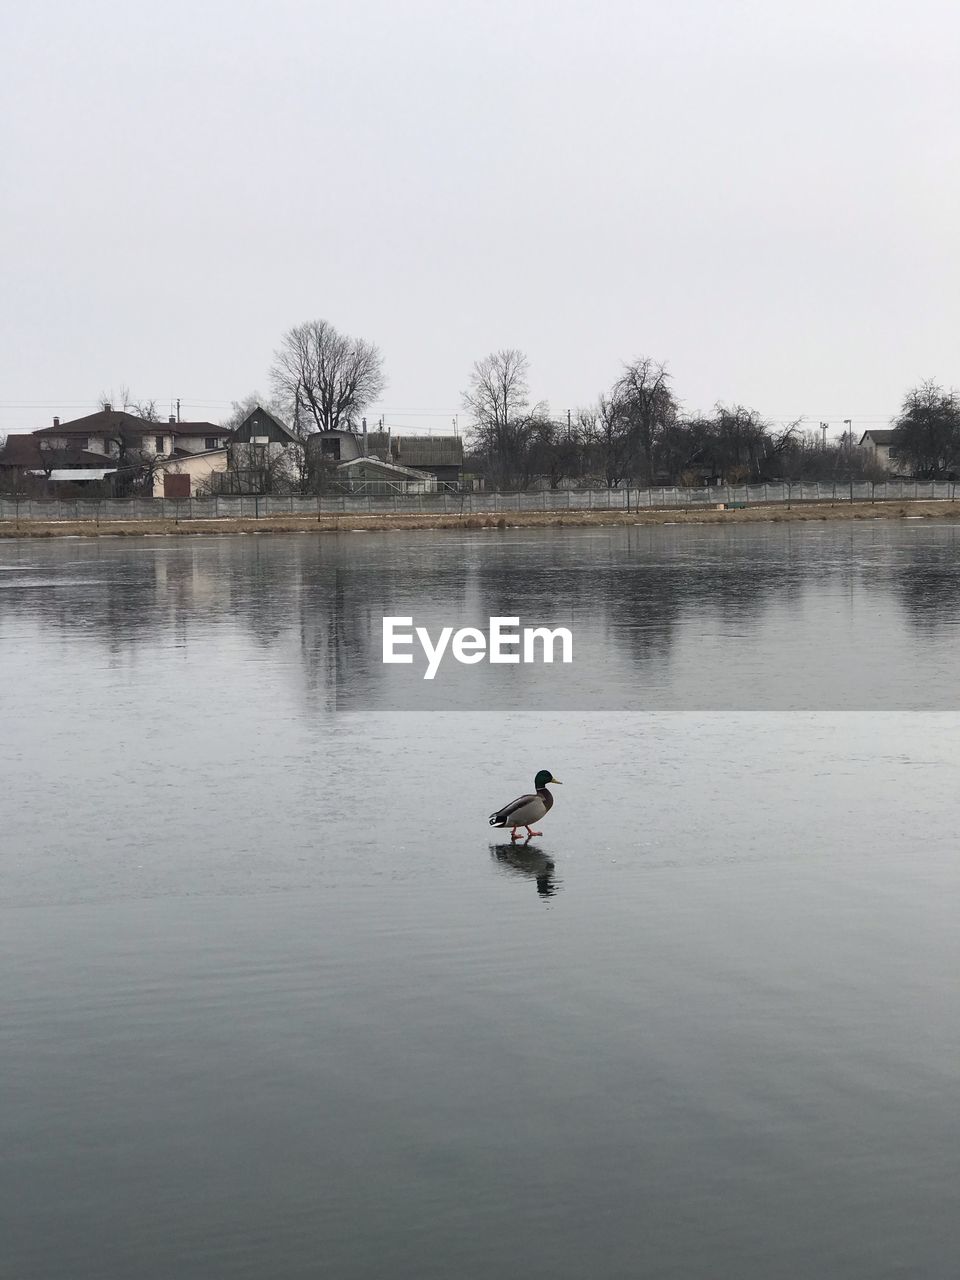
xmin=489 ymin=770 xmax=562 ymax=842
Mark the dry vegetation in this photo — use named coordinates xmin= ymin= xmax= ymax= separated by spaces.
xmin=1 ymin=500 xmax=959 ymax=539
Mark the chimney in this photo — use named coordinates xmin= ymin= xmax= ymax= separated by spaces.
xmin=362 ymin=417 xmax=368 ymax=457
xmin=168 ymin=415 xmax=176 ymax=425
xmin=103 ymin=402 xmax=112 ymax=412
xmin=53 ymin=416 xmax=60 ymax=428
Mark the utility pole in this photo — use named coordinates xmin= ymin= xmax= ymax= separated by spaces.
xmin=819 ymin=422 xmax=828 ymax=449
xmin=844 ymin=419 xmax=854 ymax=502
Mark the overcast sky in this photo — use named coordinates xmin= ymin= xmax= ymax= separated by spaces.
xmin=2 ymin=0 xmax=957 ymax=439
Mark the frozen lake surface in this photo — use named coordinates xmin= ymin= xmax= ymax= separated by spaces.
xmin=2 ymin=525 xmax=959 ymax=1278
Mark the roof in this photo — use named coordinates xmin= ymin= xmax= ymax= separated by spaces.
xmin=337 ymin=456 xmax=426 ymax=481
xmin=34 ymin=409 xmax=154 ymax=437
xmin=392 ymin=434 xmax=464 ymax=466
xmin=171 ymin=440 xmax=227 ymax=460
xmin=236 ymin=406 xmax=300 ymax=444
xmin=30 ymin=468 xmax=118 ymax=481
xmin=0 ymin=434 xmax=111 ymax=469
xmin=0 ymin=433 xmax=44 ymax=466
xmin=167 ymin=422 xmax=227 ymax=436
xmin=861 ymin=429 xmax=896 ymax=445
xmin=157 ymin=447 xmax=228 ymax=466
xmin=364 ymin=431 xmax=390 ymax=456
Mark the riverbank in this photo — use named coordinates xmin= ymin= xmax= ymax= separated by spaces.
xmin=1 ymin=499 xmax=958 ymax=538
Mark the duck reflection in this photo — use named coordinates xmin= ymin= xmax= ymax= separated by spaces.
xmin=490 ymin=842 xmax=561 ymax=898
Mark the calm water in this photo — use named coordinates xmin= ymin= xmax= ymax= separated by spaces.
xmin=1 ymin=525 xmax=959 ymax=1279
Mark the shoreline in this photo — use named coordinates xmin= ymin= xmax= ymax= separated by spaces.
xmin=0 ymin=498 xmax=958 ymax=538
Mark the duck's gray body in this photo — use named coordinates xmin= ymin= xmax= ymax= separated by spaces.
xmin=489 ymin=787 xmax=554 ymax=829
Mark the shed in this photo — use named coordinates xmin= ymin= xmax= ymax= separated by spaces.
xmin=336 ymin=456 xmax=436 ymax=492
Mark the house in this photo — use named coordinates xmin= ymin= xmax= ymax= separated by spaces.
xmin=152 ymin=448 xmax=230 ymax=498
xmin=212 ymin=406 xmax=301 ymax=494
xmin=860 ymin=430 xmax=909 ymax=476
xmin=0 ymin=404 xmax=233 ymax=496
xmin=308 ymin=428 xmax=366 ymax=463
xmin=0 ymin=432 xmax=119 ymax=491
xmin=166 ymin=420 xmax=232 ymax=455
xmin=0 ymin=405 xmax=232 ymax=495
xmin=32 ymin=406 xmax=229 ymax=461
xmin=0 ymin=432 xmax=112 ymax=473
xmin=231 ymin=407 xmax=300 ymax=448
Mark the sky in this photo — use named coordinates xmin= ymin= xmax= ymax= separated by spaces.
xmin=1 ymin=0 xmax=958 ymax=441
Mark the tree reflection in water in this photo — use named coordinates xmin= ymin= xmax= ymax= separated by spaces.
xmin=2 ymin=523 xmax=960 ymax=711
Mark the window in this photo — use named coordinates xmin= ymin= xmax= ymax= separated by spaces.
xmin=321 ymin=438 xmax=341 ymax=459
xmin=205 ymin=437 xmax=217 ymax=450
xmin=155 ymin=436 xmax=166 ymax=454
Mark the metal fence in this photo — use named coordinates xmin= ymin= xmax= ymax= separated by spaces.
xmin=1 ymin=480 xmax=957 ymax=523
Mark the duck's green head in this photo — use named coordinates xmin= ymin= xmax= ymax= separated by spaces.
xmin=535 ymin=769 xmax=562 ymax=788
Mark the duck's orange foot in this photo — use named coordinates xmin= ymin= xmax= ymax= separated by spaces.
xmin=525 ymin=827 xmax=543 ymax=838
xmin=510 ymin=828 xmax=522 ymax=841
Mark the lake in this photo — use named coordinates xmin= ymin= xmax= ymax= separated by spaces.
xmin=2 ymin=523 xmax=959 ymax=1278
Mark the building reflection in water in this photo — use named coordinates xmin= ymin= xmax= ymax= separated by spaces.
xmin=2 ymin=523 xmax=960 ymax=711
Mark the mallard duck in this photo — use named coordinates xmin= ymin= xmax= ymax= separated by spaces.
xmin=488 ymin=770 xmax=562 ymax=842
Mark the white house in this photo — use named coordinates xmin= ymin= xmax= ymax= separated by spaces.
xmin=152 ymin=448 xmax=230 ymax=498
xmin=32 ymin=407 xmax=230 ymax=460
xmin=859 ymin=430 xmax=909 ymax=476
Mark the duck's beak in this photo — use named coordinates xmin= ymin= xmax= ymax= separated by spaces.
xmin=551 ymin=778 xmax=563 ymax=785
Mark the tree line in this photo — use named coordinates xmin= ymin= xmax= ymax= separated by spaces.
xmin=3 ymin=320 xmax=959 ymax=497
xmin=265 ymin=325 xmax=960 ymax=488
xmin=463 ymin=351 xmax=960 ymax=489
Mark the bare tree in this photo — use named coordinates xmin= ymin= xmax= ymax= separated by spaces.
xmin=891 ymin=380 xmax=960 ymax=479
xmin=612 ymin=358 xmax=676 ymax=485
xmin=126 ymin=398 xmax=162 ymax=423
xmin=527 ymin=417 xmax=582 ymax=489
xmin=97 ymin=386 xmax=130 ymax=412
xmin=223 ymin=442 xmax=294 ymax=495
xmin=705 ymin=404 xmax=772 ymax=482
xmin=659 ymin=414 xmax=712 ymax=487
xmin=220 ymin=392 xmax=271 ymax=433
xmin=580 ymin=395 xmax=635 ymax=487
xmin=774 ymin=430 xmax=882 ymax=485
xmin=271 ymin=320 xmax=386 ymax=433
xmin=112 ymin=445 xmax=169 ymax=497
xmin=96 ymin=387 xmax=163 ymax=422
xmin=463 ymin=349 xmax=548 ymax=488
xmin=36 ymin=438 xmax=72 ymax=479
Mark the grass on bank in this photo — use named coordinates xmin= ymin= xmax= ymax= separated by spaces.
xmin=1 ymin=500 xmax=959 ymax=538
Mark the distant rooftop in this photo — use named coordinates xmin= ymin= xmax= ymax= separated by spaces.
xmin=393 ymin=434 xmax=464 ymax=466
xmin=34 ymin=409 xmax=221 ymax=437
